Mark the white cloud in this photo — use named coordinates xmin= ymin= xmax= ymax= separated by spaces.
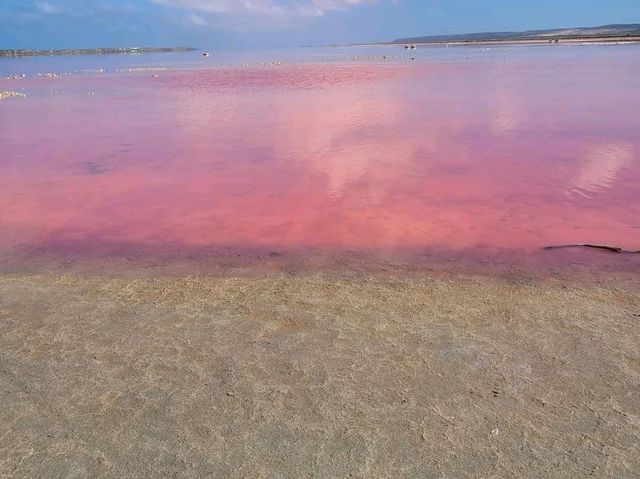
xmin=34 ymin=1 xmax=62 ymax=14
xmin=187 ymin=13 xmax=208 ymax=25
xmin=152 ymin=0 xmax=378 ymax=18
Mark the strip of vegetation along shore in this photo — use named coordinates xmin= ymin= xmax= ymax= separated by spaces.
xmin=0 ymin=47 xmax=197 ymax=57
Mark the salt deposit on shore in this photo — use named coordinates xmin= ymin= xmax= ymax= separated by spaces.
xmin=0 ymin=90 xmax=26 ymax=100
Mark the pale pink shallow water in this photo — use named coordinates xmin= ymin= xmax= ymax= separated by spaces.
xmin=1 ymin=49 xmax=640 ymax=273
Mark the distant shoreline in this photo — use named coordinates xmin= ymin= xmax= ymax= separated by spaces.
xmin=384 ymin=35 xmax=640 ymax=47
xmin=384 ymin=23 xmax=640 ymax=47
xmin=0 ymin=47 xmax=198 ymax=58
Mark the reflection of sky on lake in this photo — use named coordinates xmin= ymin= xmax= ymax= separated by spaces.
xmin=1 ymin=45 xmax=639 ymax=264
xmin=568 ymin=142 xmax=634 ymax=198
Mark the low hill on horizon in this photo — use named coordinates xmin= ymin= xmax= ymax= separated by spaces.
xmin=391 ymin=23 xmax=640 ymax=44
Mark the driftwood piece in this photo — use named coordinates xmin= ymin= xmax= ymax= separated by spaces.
xmin=543 ymin=244 xmax=640 ymax=254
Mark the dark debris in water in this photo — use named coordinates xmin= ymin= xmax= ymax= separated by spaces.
xmin=543 ymin=244 xmax=640 ymax=254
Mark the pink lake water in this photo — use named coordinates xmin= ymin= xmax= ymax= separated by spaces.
xmin=1 ymin=45 xmax=640 ymax=274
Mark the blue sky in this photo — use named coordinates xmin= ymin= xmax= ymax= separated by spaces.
xmin=1 ymin=0 xmax=639 ymax=50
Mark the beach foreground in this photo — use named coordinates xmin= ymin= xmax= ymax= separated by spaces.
xmin=2 ymin=272 xmax=639 ymax=477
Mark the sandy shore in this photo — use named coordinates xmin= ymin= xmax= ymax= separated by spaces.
xmin=1 ymin=271 xmax=639 ymax=477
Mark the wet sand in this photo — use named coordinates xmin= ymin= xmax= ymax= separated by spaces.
xmin=1 ymin=271 xmax=639 ymax=477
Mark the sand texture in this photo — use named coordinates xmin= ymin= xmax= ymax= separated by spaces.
xmin=1 ymin=273 xmax=639 ymax=478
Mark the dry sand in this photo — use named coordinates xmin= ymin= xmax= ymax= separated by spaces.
xmin=1 ymin=271 xmax=639 ymax=477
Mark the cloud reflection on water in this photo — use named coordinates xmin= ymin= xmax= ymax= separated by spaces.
xmin=1 ymin=59 xmax=639 ymax=259
xmin=567 ymin=142 xmax=634 ymax=198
